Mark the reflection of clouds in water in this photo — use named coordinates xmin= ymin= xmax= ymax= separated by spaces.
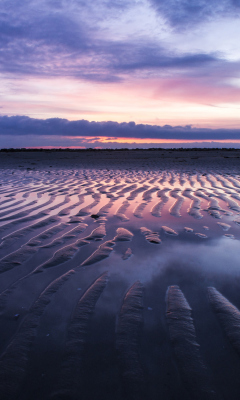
xmin=169 ymin=237 xmax=240 ymax=277
xmin=100 ymin=251 xmax=165 ymax=298
xmin=105 ymin=236 xmax=240 ymax=288
xmin=97 ymin=236 xmax=240 ymax=315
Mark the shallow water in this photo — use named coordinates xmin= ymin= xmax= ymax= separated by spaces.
xmin=0 ymin=167 xmax=240 ymax=399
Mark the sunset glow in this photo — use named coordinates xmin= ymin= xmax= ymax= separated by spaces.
xmin=0 ymin=0 xmax=240 ymax=147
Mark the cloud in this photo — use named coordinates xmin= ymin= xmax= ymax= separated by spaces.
xmin=0 ymin=0 xmax=236 ymax=83
xmin=111 ymin=47 xmax=217 ymax=72
xmin=1 ymin=115 xmax=240 ymax=141
xmin=150 ymin=0 xmax=240 ymax=29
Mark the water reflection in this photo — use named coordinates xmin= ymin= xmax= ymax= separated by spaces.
xmin=0 ymin=167 xmax=240 ymax=399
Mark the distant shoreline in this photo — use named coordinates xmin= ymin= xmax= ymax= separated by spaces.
xmin=1 ymin=148 xmax=240 ymax=173
xmin=1 ymin=147 xmax=240 ymax=152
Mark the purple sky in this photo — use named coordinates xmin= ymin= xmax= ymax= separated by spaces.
xmin=0 ymin=0 xmax=240 ymax=148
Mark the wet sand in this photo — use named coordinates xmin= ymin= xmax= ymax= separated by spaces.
xmin=0 ymin=149 xmax=240 ymax=399
xmin=1 ymin=148 xmax=240 ymax=172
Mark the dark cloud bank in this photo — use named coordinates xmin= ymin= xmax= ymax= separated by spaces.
xmin=0 ymin=116 xmax=240 ymax=143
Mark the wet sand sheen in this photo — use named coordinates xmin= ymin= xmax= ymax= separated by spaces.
xmin=51 ymin=272 xmax=108 ymax=399
xmin=0 ymin=151 xmax=240 ymax=399
xmin=166 ymin=286 xmax=218 ymax=400
xmin=0 ymin=270 xmax=74 ymax=400
xmin=116 ymin=281 xmax=146 ymax=400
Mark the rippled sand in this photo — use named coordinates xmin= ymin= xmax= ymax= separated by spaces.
xmin=1 ymin=150 xmax=240 ymax=399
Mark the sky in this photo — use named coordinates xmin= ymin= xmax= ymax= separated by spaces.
xmin=0 ymin=0 xmax=240 ymax=148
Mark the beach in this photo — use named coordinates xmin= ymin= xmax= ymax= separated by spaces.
xmin=0 ymin=149 xmax=240 ymax=399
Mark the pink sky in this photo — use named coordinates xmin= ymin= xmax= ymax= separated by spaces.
xmin=0 ymin=0 xmax=240 ymax=147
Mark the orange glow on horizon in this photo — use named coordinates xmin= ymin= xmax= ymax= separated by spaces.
xmin=98 ymin=138 xmax=240 ymax=144
xmin=59 ymin=136 xmax=240 ymax=144
xmin=26 ymin=137 xmax=240 ymax=150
